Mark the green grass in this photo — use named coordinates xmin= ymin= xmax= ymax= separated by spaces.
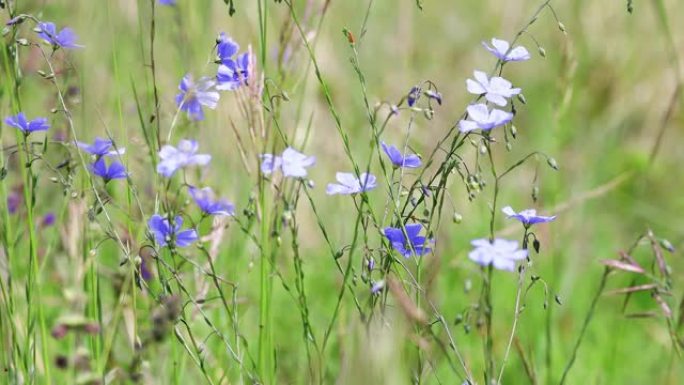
xmin=1 ymin=0 xmax=683 ymax=384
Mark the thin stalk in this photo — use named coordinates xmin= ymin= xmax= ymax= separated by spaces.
xmin=558 ymin=267 xmax=610 ymax=385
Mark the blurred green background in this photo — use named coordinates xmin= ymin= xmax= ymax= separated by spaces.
xmin=2 ymin=0 xmax=684 ymax=383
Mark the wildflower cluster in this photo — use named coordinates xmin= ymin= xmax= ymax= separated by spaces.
xmin=5 ymin=3 xmax=665 ymax=385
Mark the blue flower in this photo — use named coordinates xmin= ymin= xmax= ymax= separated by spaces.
xmin=458 ymin=103 xmax=513 ymax=133
xmin=216 ymin=32 xmax=239 ymax=63
xmin=482 ymin=38 xmax=530 ymax=62
xmin=40 ymin=213 xmax=56 ymax=228
xmin=4 ymin=113 xmax=50 ymax=135
xmin=189 ymin=186 xmax=235 ymax=216
xmin=157 ymin=139 xmax=211 ymax=177
xmin=159 ymin=0 xmax=176 ymax=5
xmin=468 ymin=238 xmax=528 ymax=272
xmin=148 ymin=214 xmax=198 ymax=248
xmin=381 ymin=142 xmax=422 ymax=168
xmin=260 ymin=147 xmax=316 ymax=178
xmin=76 ymin=137 xmax=125 ymax=157
xmin=217 ymin=52 xmax=250 ymax=91
xmin=326 ymin=172 xmax=377 ymax=195
xmin=89 ymin=158 xmax=128 ymax=182
xmin=466 ymin=70 xmax=521 ymax=106
xmin=175 ymin=74 xmax=220 ymax=121
xmin=502 ymin=206 xmax=556 ymax=227
xmin=384 ymin=223 xmax=433 ymax=257
xmin=36 ymin=22 xmax=83 ymax=49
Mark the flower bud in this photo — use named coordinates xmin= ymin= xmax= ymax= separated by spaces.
xmin=660 ymin=239 xmax=675 ymax=253
xmin=538 ymin=46 xmax=547 ymax=58
xmin=517 ymin=94 xmax=526 ymax=105
xmin=547 ymin=157 xmax=559 ymax=170
xmin=558 ymin=22 xmax=567 ymax=34
xmin=452 ymin=212 xmax=463 ymax=224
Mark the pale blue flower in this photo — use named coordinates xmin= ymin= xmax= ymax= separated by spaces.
xmin=458 ymin=103 xmax=513 ymax=133
xmin=157 ymin=139 xmax=211 ymax=177
xmin=260 ymin=147 xmax=315 ymax=178
xmin=326 ymin=172 xmax=377 ymax=195
xmin=468 ymin=238 xmax=528 ymax=272
xmin=482 ymin=38 xmax=530 ymax=62
xmin=466 ymin=70 xmax=521 ymax=106
xmin=502 ymin=206 xmax=556 ymax=227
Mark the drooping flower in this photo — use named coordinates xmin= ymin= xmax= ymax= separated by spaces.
xmin=89 ymin=158 xmax=128 ymax=182
xmin=36 ymin=22 xmax=83 ymax=49
xmin=157 ymin=139 xmax=211 ymax=177
xmin=407 ymin=86 xmax=420 ymax=107
xmin=76 ymin=137 xmax=125 ymax=157
xmin=4 ymin=113 xmax=50 ymax=135
xmin=466 ymin=70 xmax=521 ymax=106
xmin=482 ymin=38 xmax=530 ymax=62
xmin=326 ymin=172 xmax=377 ymax=195
xmin=217 ymin=52 xmax=250 ymax=90
xmin=148 ymin=214 xmax=198 ymax=248
xmin=381 ymin=142 xmax=422 ymax=169
xmin=458 ymin=103 xmax=513 ymax=133
xmin=189 ymin=186 xmax=235 ymax=216
xmin=260 ymin=147 xmax=315 ymax=178
xmin=175 ymin=74 xmax=220 ymax=121
xmin=425 ymin=90 xmax=443 ymax=105
xmin=468 ymin=238 xmax=528 ymax=272
xmin=502 ymin=206 xmax=556 ymax=227
xmin=384 ymin=223 xmax=433 ymax=258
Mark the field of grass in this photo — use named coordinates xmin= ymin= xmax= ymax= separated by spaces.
xmin=1 ymin=0 xmax=684 ymax=384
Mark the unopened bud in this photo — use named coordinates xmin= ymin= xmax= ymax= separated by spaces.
xmin=547 ymin=157 xmax=559 ymax=170
xmin=660 ymin=239 xmax=675 ymax=253
xmin=452 ymin=212 xmax=463 ymax=224
xmin=517 ymin=94 xmax=526 ymax=105
xmin=558 ymin=22 xmax=567 ymax=34
xmin=538 ymin=46 xmax=547 ymax=58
